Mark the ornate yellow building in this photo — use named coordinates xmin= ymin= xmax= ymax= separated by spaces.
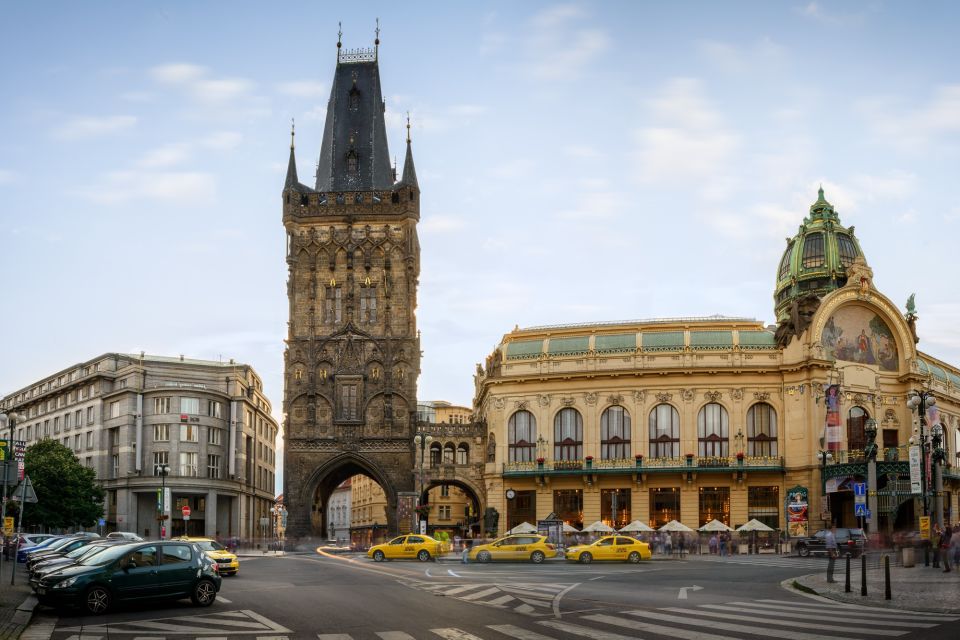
xmin=474 ymin=190 xmax=960 ymax=541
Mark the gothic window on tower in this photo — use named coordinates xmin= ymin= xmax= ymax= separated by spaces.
xmin=346 ymin=150 xmax=358 ymax=173
xmin=325 ymin=286 xmax=342 ymax=324
xmin=335 ymin=376 xmax=362 ymax=421
xmin=360 ymin=286 xmax=377 ymax=324
xmin=349 ymin=85 xmax=360 ymax=110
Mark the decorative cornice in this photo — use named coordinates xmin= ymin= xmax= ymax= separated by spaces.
xmin=704 ymin=391 xmax=722 ymax=403
xmin=288 ymin=438 xmax=408 ymax=452
xmin=754 ymin=391 xmax=771 ymax=402
xmin=655 ymin=392 xmax=673 ymax=403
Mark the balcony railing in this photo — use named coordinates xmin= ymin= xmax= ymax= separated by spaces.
xmin=503 ymin=455 xmax=784 ymax=475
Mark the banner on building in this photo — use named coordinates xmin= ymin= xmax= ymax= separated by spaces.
xmin=909 ymin=445 xmax=922 ymax=494
xmin=786 ymin=485 xmax=809 ymax=537
xmin=14 ymin=441 xmax=26 ymax=480
xmin=823 ymin=384 xmax=842 ymax=451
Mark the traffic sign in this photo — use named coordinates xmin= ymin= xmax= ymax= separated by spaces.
xmin=98 ymin=518 xmax=105 ymax=526
xmin=854 ymin=503 xmax=869 ymax=517
xmin=853 ymin=482 xmax=867 ymax=497
xmin=182 ymin=505 xmax=191 ymax=520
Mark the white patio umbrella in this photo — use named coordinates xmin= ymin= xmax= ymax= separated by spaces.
xmin=658 ymin=519 xmax=694 ymax=532
xmin=698 ymin=519 xmax=733 ymax=532
xmin=619 ymin=519 xmax=655 ymax=533
xmin=562 ymin=522 xmax=580 ymax=533
xmin=582 ymin=520 xmax=616 ymax=533
xmin=507 ymin=521 xmax=537 ymax=534
xmin=736 ymin=519 xmax=775 ymax=532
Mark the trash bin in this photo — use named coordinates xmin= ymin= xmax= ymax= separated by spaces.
xmin=902 ymin=546 xmax=915 ymax=568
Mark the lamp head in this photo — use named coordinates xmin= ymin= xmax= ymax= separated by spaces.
xmin=906 ymin=392 xmax=920 ymax=409
xmin=864 ymin=418 xmax=878 ymax=437
xmin=927 ymin=396 xmax=936 ymax=407
xmin=414 ymin=434 xmax=421 ymax=445
xmin=932 ymin=423 xmax=943 ymax=438
xmin=425 ymin=435 xmax=433 ymax=445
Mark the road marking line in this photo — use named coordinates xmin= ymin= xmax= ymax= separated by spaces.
xmin=376 ymin=633 xmax=417 ymax=640
xmin=460 ymin=587 xmax=503 ymax=600
xmin=628 ymin=609 xmax=880 ymax=640
xmin=317 ymin=634 xmax=353 ymax=640
xmin=663 ymin=607 xmax=907 ymax=635
xmin=448 ymin=570 xmax=462 ymax=577
xmin=431 ymin=628 xmax=487 ymax=640
xmin=583 ymin=613 xmax=742 ymax=640
xmin=217 ymin=596 xmax=232 ymax=603
xmin=487 ymin=595 xmax=516 ymax=606
xmin=194 ymin=637 xmax=228 ymax=639
xmin=242 ymin=610 xmax=294 ymax=632
xmin=755 ymin=599 xmax=959 ymax=619
xmin=538 ymin=619 xmax=640 ymax=640
xmin=444 ymin=584 xmax=488 ymax=595
xmin=714 ymin=604 xmax=938 ymax=627
xmin=515 ymin=604 xmax=535 ymax=614
xmin=487 ymin=624 xmax=556 ymax=640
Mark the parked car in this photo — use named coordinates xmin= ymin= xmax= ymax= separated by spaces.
xmin=795 ymin=528 xmax=866 ymax=557
xmin=170 ymin=537 xmax=239 ymax=576
xmin=34 ymin=540 xmax=221 ymax=614
xmin=565 ymin=535 xmax=652 ymax=564
xmin=468 ymin=534 xmax=558 ymax=563
xmin=30 ymin=540 xmax=130 ymax=582
xmin=367 ymin=534 xmax=444 ymax=562
xmin=14 ymin=536 xmax=65 ymax=562
xmin=21 ymin=535 xmax=91 ymax=564
xmin=27 ymin=537 xmax=101 ymax=572
xmin=106 ymin=532 xmax=144 ymax=542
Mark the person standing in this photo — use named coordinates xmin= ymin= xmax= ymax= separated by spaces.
xmin=950 ymin=524 xmax=960 ymax=568
xmin=825 ymin=525 xmax=838 ymax=583
xmin=940 ymin=524 xmax=952 ymax=572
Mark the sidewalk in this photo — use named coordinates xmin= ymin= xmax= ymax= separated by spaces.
xmin=0 ymin=562 xmax=38 ymax=640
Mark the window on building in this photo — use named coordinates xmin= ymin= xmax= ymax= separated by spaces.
xmin=86 ymin=407 xmax=94 ymax=424
xmin=650 ymin=487 xmax=680 ymax=528
xmin=508 ymin=410 xmax=536 ymax=462
xmin=153 ymin=451 xmax=169 ymax=475
xmin=601 ymin=488 xmax=631 ymax=529
xmin=26 ymin=425 xmax=33 ymax=440
xmin=553 ymin=408 xmax=583 ymax=461
xmin=154 ymin=424 xmax=170 ymax=441
xmin=747 ymin=403 xmax=778 ymax=457
xmin=208 ymin=454 xmax=221 ymax=479
xmin=440 ymin=484 xmax=450 ymax=497
xmin=208 ymin=401 xmax=222 ymax=418
xmin=553 ymin=489 xmax=583 ymax=530
xmin=208 ymin=428 xmax=222 ymax=446
xmin=698 ymin=486 xmax=730 ymax=527
xmin=85 ymin=457 xmax=92 ymax=468
xmin=179 ymin=452 xmax=198 ymax=477
xmin=43 ymin=420 xmax=49 ymax=437
xmin=443 ymin=443 xmax=455 ymax=464
xmin=336 ymin=381 xmax=359 ymax=420
xmin=748 ymin=486 xmax=780 ymax=530
xmin=649 ymin=404 xmax=680 ymax=458
xmin=155 ymin=397 xmax=171 ymax=414
xmin=428 ymin=442 xmax=441 ymax=466
xmin=456 ymin=443 xmax=468 ymax=465
xmin=325 ymin=286 xmax=342 ymax=324
xmin=112 ymin=454 xmax=120 ymax=478
xmin=438 ymin=505 xmax=451 ymax=520
xmin=74 ymin=434 xmax=81 ymax=450
xmin=74 ymin=409 xmax=82 ymax=427
xmin=86 ymin=431 xmax=94 ymax=449
xmin=179 ymin=424 xmax=199 ymax=442
xmin=836 ymin=234 xmax=858 ymax=267
xmin=53 ymin=417 xmax=60 ymax=434
xmin=697 ymin=403 xmax=729 ymax=457
xmin=601 ymin=405 xmax=631 ymax=459
xmin=360 ymin=286 xmax=377 ymax=324
xmin=801 ymin=232 xmax=825 ymax=268
xmin=180 ymin=397 xmax=200 ymax=415
xmin=346 ymin=149 xmax=358 ymax=173
xmin=847 ymin=406 xmax=869 ymax=451
xmin=64 ymin=412 xmax=71 ymax=430
xmin=110 ymin=401 xmax=120 ymax=418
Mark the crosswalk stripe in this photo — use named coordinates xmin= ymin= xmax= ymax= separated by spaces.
xmin=216 ymin=596 xmax=232 ymax=603
xmin=317 ymin=634 xmax=353 ymax=640
xmin=582 ymin=613 xmax=743 ymax=640
xmin=461 ymin=587 xmax=504 ymax=600
xmin=444 ymin=584 xmax=486 ymax=595
xmin=538 ymin=619 xmax=643 ymax=640
xmin=661 ymin=607 xmax=906 ymax=635
xmin=488 ymin=624 xmax=556 ymax=640
xmin=722 ymin=602 xmax=941 ymax=625
xmin=487 ymin=594 xmax=516 ymax=606
xmin=626 ymin=609 xmax=870 ymax=640
xmin=376 ymin=632 xmax=417 ymax=640
xmin=193 ymin=637 xmax=228 ymax=640
xmin=431 ymin=628 xmax=487 ymax=640
xmin=755 ymin=599 xmax=960 ymax=619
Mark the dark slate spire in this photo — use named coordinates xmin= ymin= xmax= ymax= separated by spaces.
xmin=284 ymin=120 xmax=299 ymax=190
xmin=315 ymin=30 xmax=393 ymax=192
xmin=400 ymin=113 xmax=418 ymax=189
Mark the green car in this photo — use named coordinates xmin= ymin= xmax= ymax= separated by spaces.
xmin=35 ymin=540 xmax=222 ymax=615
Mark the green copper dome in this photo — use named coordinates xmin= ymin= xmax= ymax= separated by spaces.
xmin=774 ymin=187 xmax=865 ymax=322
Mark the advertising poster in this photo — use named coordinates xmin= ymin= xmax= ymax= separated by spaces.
xmin=786 ymin=486 xmax=809 ymax=537
xmin=823 ymin=384 xmax=842 ymax=451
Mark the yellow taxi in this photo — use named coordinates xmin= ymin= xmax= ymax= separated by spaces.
xmin=172 ymin=536 xmax=240 ymax=575
xmin=468 ymin=534 xmax=558 ymax=564
xmin=368 ymin=534 xmax=444 ymax=562
xmin=565 ymin=535 xmax=651 ymax=564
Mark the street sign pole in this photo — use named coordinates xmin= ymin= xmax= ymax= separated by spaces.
xmin=10 ymin=475 xmax=28 ymax=586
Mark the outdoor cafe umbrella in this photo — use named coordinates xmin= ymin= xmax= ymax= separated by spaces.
xmin=698 ymin=519 xmax=733 ymax=532
xmin=736 ymin=518 xmax=775 ymax=532
xmin=582 ymin=520 xmax=616 ymax=533
xmin=619 ymin=519 xmax=655 ymax=533
xmin=507 ymin=521 xmax=537 ymax=534
xmin=658 ymin=519 xmax=694 ymax=532
xmin=562 ymin=522 xmax=580 ymax=533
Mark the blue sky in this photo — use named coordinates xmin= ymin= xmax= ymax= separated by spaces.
xmin=2 ymin=2 xmax=959 ymax=493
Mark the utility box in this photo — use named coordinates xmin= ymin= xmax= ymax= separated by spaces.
xmin=902 ymin=546 xmax=915 ymax=568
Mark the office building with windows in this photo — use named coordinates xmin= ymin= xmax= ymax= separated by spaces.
xmin=1 ymin=353 xmax=278 ymax=541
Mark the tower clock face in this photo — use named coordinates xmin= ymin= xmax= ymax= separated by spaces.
xmin=505 ymin=489 xmax=516 ymax=500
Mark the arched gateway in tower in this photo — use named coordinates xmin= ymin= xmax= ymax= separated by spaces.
xmin=281 ymin=36 xmax=423 ymax=542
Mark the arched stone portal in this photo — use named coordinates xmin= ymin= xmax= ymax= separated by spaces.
xmin=418 ymin=477 xmax=486 ymax=538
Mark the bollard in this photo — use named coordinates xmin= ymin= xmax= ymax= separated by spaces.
xmin=861 ymin=554 xmax=868 ymax=596
xmin=845 ymin=554 xmax=851 ymax=593
xmin=924 ymin=543 xmax=930 ymax=566
xmin=884 ymin=554 xmax=891 ymax=600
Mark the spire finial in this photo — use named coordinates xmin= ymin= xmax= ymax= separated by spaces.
xmin=406 ymin=111 xmax=411 ymax=144
xmin=337 ymin=21 xmax=342 ymax=53
xmin=375 ymin=17 xmax=380 ymax=47
xmin=818 ymin=183 xmax=824 ymax=200
xmin=290 ymin=118 xmax=295 ymax=150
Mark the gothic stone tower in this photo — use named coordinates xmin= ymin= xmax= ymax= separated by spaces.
xmin=282 ymin=37 xmax=420 ymax=541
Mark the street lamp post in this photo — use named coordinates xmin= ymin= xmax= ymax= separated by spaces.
xmin=0 ymin=411 xmax=25 ymax=575
xmin=157 ymin=463 xmax=170 ymax=539
xmin=907 ymin=390 xmax=937 ymax=565
xmin=413 ymin=431 xmax=433 ymax=533
xmin=818 ymin=449 xmax=833 ymax=524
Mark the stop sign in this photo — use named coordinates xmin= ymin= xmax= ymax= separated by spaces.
xmin=182 ymin=505 xmax=191 ymax=518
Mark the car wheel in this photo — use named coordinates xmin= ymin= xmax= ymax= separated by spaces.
xmin=191 ymin=579 xmax=217 ymax=607
xmin=628 ymin=551 xmax=641 ymax=563
xmin=579 ymin=552 xmax=593 ymax=564
xmin=417 ymin=550 xmax=432 ymax=562
xmin=477 ymin=551 xmax=492 ymax=563
xmin=84 ymin=585 xmax=111 ymax=615
xmin=373 ymin=550 xmax=385 ymax=562
xmin=530 ymin=551 xmax=545 ymax=564
xmin=797 ymin=544 xmax=810 ymax=557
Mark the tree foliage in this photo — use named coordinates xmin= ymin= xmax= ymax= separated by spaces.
xmin=23 ymin=440 xmax=105 ymax=529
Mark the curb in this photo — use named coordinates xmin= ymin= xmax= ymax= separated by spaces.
xmin=780 ymin=574 xmax=960 ymax=615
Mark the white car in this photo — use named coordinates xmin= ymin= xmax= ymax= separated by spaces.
xmin=105 ymin=531 xmax=144 ymax=541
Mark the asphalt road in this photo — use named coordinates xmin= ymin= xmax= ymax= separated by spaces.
xmin=26 ymin=553 xmax=960 ymax=640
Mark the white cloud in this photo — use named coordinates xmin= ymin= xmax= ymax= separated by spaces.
xmin=556 ymin=190 xmax=624 ymax=221
xmin=71 ymin=170 xmax=216 ymax=204
xmin=53 ymin=115 xmax=137 ymax=140
xmin=797 ymin=2 xmax=865 ymax=26
xmin=699 ymin=37 xmax=784 ymax=74
xmin=861 ymin=85 xmax=960 ymax=149
xmin=276 ymin=81 xmax=327 ymax=98
xmin=421 ymin=215 xmax=466 ymax=234
xmin=200 ymin=131 xmax=243 ymax=150
xmin=137 ymin=144 xmax=191 ymax=169
xmin=149 ymin=63 xmax=267 ymax=118
xmin=152 ymin=63 xmax=207 ymax=84
xmin=525 ymin=4 xmax=608 ymax=81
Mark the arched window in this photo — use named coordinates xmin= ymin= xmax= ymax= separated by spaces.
xmin=698 ymin=403 xmax=729 ymax=457
xmin=456 ymin=443 xmax=469 ymax=465
xmin=847 ymin=406 xmax=869 ymax=451
xmin=443 ymin=443 xmax=455 ymax=464
xmin=554 ymin=408 xmax=583 ymax=460
xmin=346 ymin=150 xmax=358 ymax=173
xmin=747 ymin=403 xmax=778 ymax=457
xmin=801 ymin=232 xmax=825 ymax=268
xmin=508 ymin=410 xmax=536 ymax=463
xmin=601 ymin=405 xmax=631 ymax=459
xmin=648 ymin=404 xmax=679 ymax=458
xmin=429 ymin=442 xmax=441 ymax=466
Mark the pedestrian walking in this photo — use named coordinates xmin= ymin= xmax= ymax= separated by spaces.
xmin=825 ymin=524 xmax=838 ymax=583
xmin=940 ymin=524 xmax=952 ymax=572
xmin=709 ymin=534 xmax=718 ymax=555
xmin=950 ymin=525 xmax=960 ymax=567
xmin=678 ymin=533 xmax=686 ymax=557
xmin=664 ymin=532 xmax=673 ymax=556
xmin=719 ymin=532 xmax=728 ymax=557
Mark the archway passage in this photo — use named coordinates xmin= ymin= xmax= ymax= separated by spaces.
xmin=418 ymin=478 xmax=484 ymax=543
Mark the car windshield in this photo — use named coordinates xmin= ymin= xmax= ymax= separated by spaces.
xmin=66 ymin=544 xmax=99 ymax=559
xmin=194 ymin=540 xmax=226 ymax=552
xmin=77 ymin=545 xmax=119 ymax=564
xmin=82 ymin=544 xmax=136 ymax=567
